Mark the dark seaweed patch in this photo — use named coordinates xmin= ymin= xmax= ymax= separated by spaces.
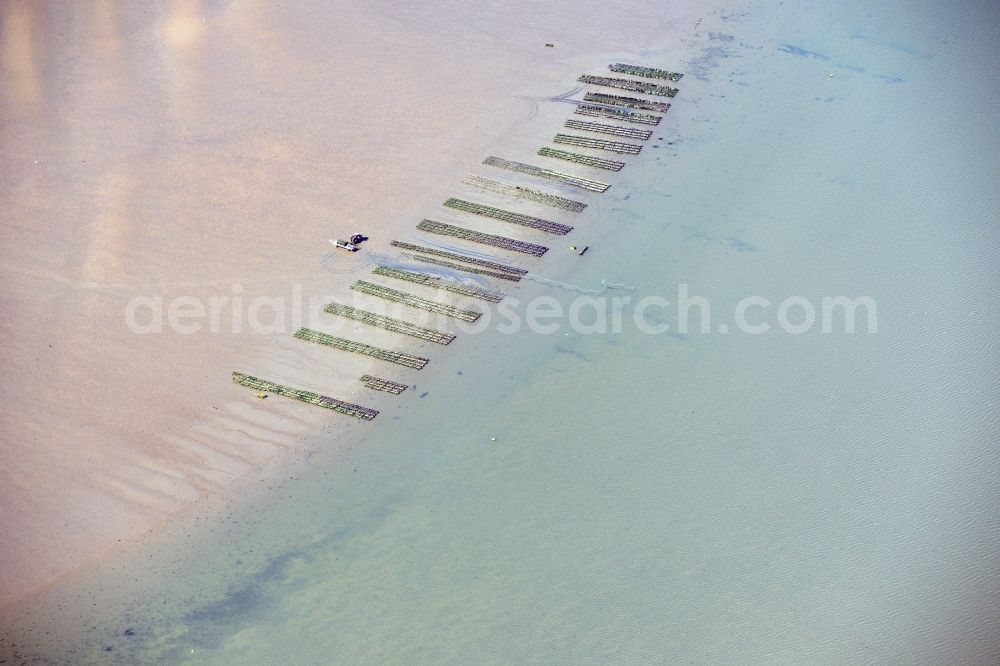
xmin=778 ymin=44 xmax=830 ymax=60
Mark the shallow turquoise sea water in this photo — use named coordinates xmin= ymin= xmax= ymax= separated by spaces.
xmin=9 ymin=0 xmax=1000 ymax=663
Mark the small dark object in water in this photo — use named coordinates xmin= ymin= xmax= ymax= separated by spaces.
xmin=578 ymin=246 xmax=589 ymax=256
xmin=545 ymin=43 xmax=554 ymax=47
xmin=124 ymin=628 xmax=135 ymax=637
xmin=349 ymin=233 xmax=367 ymax=245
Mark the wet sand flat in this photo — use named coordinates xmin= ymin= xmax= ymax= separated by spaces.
xmin=0 ymin=0 xmax=708 ymax=614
